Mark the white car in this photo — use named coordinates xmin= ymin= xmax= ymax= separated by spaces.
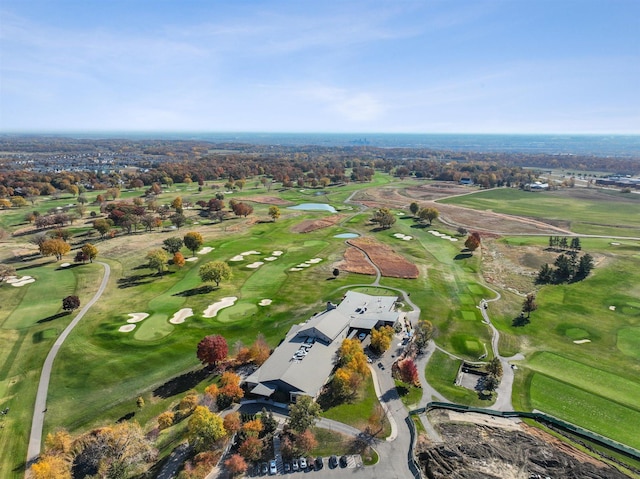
xmin=269 ymin=460 xmax=277 ymax=475
xmin=358 ymin=332 xmax=366 ymax=341
xmin=299 ymin=457 xmax=307 ymax=469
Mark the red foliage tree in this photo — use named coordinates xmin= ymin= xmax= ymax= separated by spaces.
xmin=464 ymin=232 xmax=482 ymax=252
xmin=224 ymin=454 xmax=247 ymax=476
xmin=397 ymin=358 xmax=420 ymax=386
xmin=238 ymin=436 xmax=263 ymax=462
xmin=196 ymin=335 xmax=228 ymax=367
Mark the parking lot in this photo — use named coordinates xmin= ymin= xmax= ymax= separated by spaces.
xmin=247 ymin=454 xmax=363 ymax=477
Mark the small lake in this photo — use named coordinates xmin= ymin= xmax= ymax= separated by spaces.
xmin=334 ymin=233 xmax=360 ymax=239
xmin=288 ymin=203 xmax=337 ymax=213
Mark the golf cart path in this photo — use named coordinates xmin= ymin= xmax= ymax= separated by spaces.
xmin=26 ymin=261 xmax=111 ymax=469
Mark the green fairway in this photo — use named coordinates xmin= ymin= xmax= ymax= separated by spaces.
xmin=530 ymin=374 xmax=640 ymax=450
xmin=133 ymin=314 xmax=174 ymax=340
xmin=438 ymin=187 xmax=640 ymax=235
xmin=617 ymin=328 xmax=640 ymax=360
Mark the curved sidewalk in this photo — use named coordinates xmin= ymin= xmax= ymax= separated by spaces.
xmin=26 ymin=262 xmax=111 ymax=468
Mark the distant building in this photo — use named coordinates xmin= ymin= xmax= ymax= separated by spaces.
xmin=525 ymin=181 xmax=549 ymax=190
xmin=245 ymin=291 xmax=400 ymax=402
xmin=459 ymin=177 xmax=474 ymax=185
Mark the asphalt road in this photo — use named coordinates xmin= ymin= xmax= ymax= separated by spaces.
xmin=25 ymin=261 xmax=111 ymax=469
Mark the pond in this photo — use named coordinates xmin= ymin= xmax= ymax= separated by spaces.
xmin=288 ymin=203 xmax=337 ymax=213
xmin=334 ymin=233 xmax=360 ymax=238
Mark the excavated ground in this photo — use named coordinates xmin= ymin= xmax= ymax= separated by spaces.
xmin=417 ymin=411 xmax=632 ymax=479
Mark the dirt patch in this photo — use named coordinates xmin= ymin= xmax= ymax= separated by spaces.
xmin=418 ymin=410 xmax=630 ymax=479
xmin=335 ymin=247 xmax=377 ymax=276
xmin=244 ymin=195 xmax=292 ymax=206
xmin=347 ymin=236 xmax=419 ymax=279
xmin=291 ymin=214 xmax=344 ymax=233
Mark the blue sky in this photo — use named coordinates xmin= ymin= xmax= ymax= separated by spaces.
xmin=1 ymin=0 xmax=639 ymax=134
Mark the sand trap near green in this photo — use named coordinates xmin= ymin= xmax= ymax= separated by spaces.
xmin=169 ymin=308 xmax=194 ymax=324
xmin=134 ymin=314 xmax=174 ymax=341
xmin=127 ymin=313 xmax=149 ymax=323
xmin=216 ymin=303 xmax=258 ymax=323
xmin=119 ymin=324 xmax=136 ymax=332
xmin=203 ymin=297 xmax=238 ymax=318
xmin=259 ymin=299 xmax=272 ymax=306
xmin=197 ymin=247 xmax=214 ymax=254
xmin=5 ymin=275 xmax=36 ymax=287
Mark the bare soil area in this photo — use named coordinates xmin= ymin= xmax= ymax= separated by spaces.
xmin=418 ymin=410 xmax=631 ymax=479
xmin=244 ymin=195 xmax=292 ymax=206
xmin=347 ymin=236 xmax=419 ymax=278
xmin=290 ymin=214 xmax=345 ymax=233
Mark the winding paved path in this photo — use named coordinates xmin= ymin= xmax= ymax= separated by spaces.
xmin=26 ymin=261 xmax=111 ymax=468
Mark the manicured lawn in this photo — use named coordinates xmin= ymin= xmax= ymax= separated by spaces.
xmin=395 ymin=380 xmax=422 ymax=408
xmin=530 ymin=374 xmax=640 ymax=450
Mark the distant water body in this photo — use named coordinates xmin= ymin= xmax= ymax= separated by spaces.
xmin=67 ymin=132 xmax=640 ymax=157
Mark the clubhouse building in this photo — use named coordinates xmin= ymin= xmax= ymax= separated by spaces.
xmin=245 ymin=291 xmax=401 ymax=402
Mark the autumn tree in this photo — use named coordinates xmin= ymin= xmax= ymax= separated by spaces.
xmin=163 ymin=236 xmax=184 ymax=254
xmin=44 ymin=429 xmax=72 ymax=455
xmin=225 ymin=454 xmax=248 ymax=477
xmin=173 ymin=252 xmax=186 ymax=268
xmin=249 ymin=334 xmax=271 ymax=365
xmin=397 ymin=358 xmax=420 ymax=386
xmin=218 ymin=371 xmax=244 ymax=407
xmin=171 ymin=196 xmax=183 ymax=211
xmin=146 ymin=248 xmax=169 ymax=275
xmin=41 ymin=238 xmax=71 ymax=260
xmin=464 ymin=232 xmax=482 ymax=252
xmin=295 ymin=429 xmax=318 ymax=455
xmin=223 ymin=411 xmax=242 ymax=434
xmin=288 ymin=395 xmax=321 ymax=434
xmin=239 ymin=437 xmax=264 ymax=462
xmin=62 ymin=295 xmax=80 ymax=311
xmin=268 ymin=205 xmax=281 ymax=221
xmin=30 ymin=455 xmax=70 ymax=479
xmin=418 ymin=207 xmax=439 ymax=225
xmin=81 ymin=243 xmax=98 ymax=263
xmin=197 ymin=334 xmax=228 ymax=367
xmin=242 ymin=418 xmax=264 ymax=437
xmin=158 ymin=411 xmax=175 ymax=430
xmin=170 ymin=213 xmax=187 ymax=229
xmin=522 ymin=293 xmax=538 ymax=318
xmin=370 ymin=325 xmax=394 ymax=354
xmin=199 ymin=260 xmax=232 ymax=287
xmin=188 ymin=406 xmax=226 ymax=452
xmin=93 ymin=218 xmax=113 ymax=239
xmin=184 ymin=231 xmax=204 ymax=256
xmin=372 ymin=207 xmax=396 ymax=229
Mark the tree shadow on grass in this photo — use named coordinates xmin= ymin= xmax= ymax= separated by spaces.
xmin=153 ymin=367 xmax=213 ymax=399
xmin=410 ymin=223 xmax=429 ymax=229
xmin=454 ymin=253 xmax=473 ymax=260
xmin=117 ymin=273 xmax=156 ymax=289
xmin=512 ymin=315 xmax=530 ymax=327
xmin=117 ymin=411 xmax=135 ymax=423
xmin=173 ymin=285 xmax=215 ymax=297
xmin=37 ymin=311 xmax=71 ymax=323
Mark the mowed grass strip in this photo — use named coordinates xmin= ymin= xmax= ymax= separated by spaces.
xmin=617 ymin=328 xmax=640 ymax=360
xmin=530 ymin=374 xmax=640 ymax=450
xmin=526 ymin=352 xmax=640 ymax=411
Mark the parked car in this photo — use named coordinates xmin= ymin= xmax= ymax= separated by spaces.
xmin=329 ymin=455 xmax=338 ymax=468
xmin=269 ymin=460 xmax=277 ymax=475
xmin=339 ymin=455 xmax=348 ymax=468
xmin=377 ymin=362 xmax=385 ymax=370
xmin=260 ymin=462 xmax=268 ymax=475
xmin=284 ymin=462 xmax=291 ymax=473
xmin=299 ymin=457 xmax=307 ymax=469
xmin=358 ymin=332 xmax=366 ymax=341
xmin=315 ymin=457 xmax=324 ymax=470
xmin=292 ymin=458 xmax=299 ymax=471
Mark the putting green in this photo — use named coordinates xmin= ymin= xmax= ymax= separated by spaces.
xmin=461 ymin=310 xmax=478 ymax=321
xmin=564 ymin=328 xmax=589 ymax=340
xmin=217 ymin=303 xmax=259 ymax=323
xmin=467 ymin=284 xmax=484 ymax=295
xmin=458 ymin=294 xmax=475 ymax=305
xmin=133 ymin=314 xmax=174 ymax=341
xmin=451 ymin=334 xmax=483 ymax=357
xmin=617 ymin=327 xmax=640 ymax=360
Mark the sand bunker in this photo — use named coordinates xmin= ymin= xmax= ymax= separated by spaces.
xmin=60 ymin=262 xmax=71 ymax=268
xmin=169 ymin=308 xmax=194 ymax=324
xmin=573 ymin=339 xmax=591 ymax=344
xmin=307 ymin=258 xmax=323 ymax=264
xmin=393 ymin=233 xmax=413 ymax=241
xmin=198 ymin=247 xmax=214 ymax=254
xmin=203 ymin=297 xmax=238 ymax=318
xmin=610 ymin=242 xmax=620 ymax=246
xmin=186 ymin=257 xmax=199 ymax=262
xmin=264 ymin=257 xmax=277 ymax=261
xmin=119 ymin=324 xmax=136 ymax=332
xmin=6 ymin=275 xmax=36 ymax=287
xmin=259 ymin=299 xmax=273 ymax=306
xmin=272 ymin=251 xmax=283 ymax=256
xmin=230 ymin=255 xmax=245 ymax=261
xmin=609 ymin=305 xmax=616 ymax=311
xmin=297 ymin=263 xmax=311 ymax=268
xmin=246 ymin=262 xmax=264 ymax=269
xmin=449 ymin=238 xmax=459 ymax=242
xmin=402 ymin=236 xmax=412 ymax=241
xmin=241 ymin=250 xmax=261 ymax=256
xmin=290 ymin=267 xmax=303 ymax=271
xmin=127 ymin=313 xmax=149 ymax=323
xmin=430 ymin=231 xmax=442 ymax=236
